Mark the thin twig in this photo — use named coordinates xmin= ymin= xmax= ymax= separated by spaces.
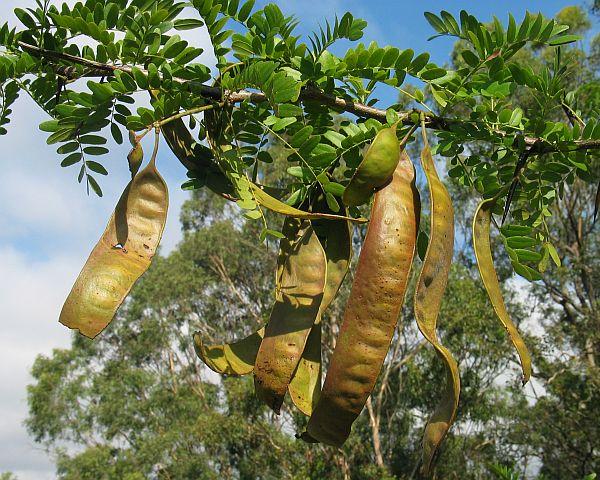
xmin=16 ymin=41 xmax=600 ymax=153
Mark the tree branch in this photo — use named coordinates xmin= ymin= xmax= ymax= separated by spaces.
xmin=17 ymin=41 xmax=600 ymax=153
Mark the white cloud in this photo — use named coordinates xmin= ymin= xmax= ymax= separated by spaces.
xmin=0 ymin=247 xmax=76 ymax=479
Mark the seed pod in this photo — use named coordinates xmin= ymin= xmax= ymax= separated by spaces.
xmin=302 ymin=151 xmax=419 ymax=445
xmin=289 ymin=209 xmax=353 ymax=416
xmin=249 ymin=182 xmax=367 ymax=223
xmin=60 ymin=133 xmax=168 ymax=338
xmin=254 ymin=220 xmax=327 ymax=413
xmin=342 ymin=124 xmax=400 ymax=207
xmin=473 ymin=196 xmax=532 ymax=383
xmin=414 ymin=129 xmax=460 ymax=475
xmin=193 ymin=328 xmax=265 ymax=375
xmin=127 ymin=142 xmax=143 ymax=178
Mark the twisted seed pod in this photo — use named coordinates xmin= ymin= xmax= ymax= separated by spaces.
xmin=473 ymin=196 xmax=532 ymax=383
xmin=254 ymin=220 xmax=327 ymax=413
xmin=342 ymin=124 xmax=400 ymax=207
xmin=414 ymin=129 xmax=460 ymax=475
xmin=161 ymin=116 xmax=236 ymax=197
xmin=289 ymin=211 xmax=353 ymax=416
xmin=60 ymin=133 xmax=168 ymax=338
xmin=193 ymin=328 xmax=265 ymax=375
xmin=250 ymin=182 xmax=367 ymax=223
xmin=303 ymin=151 xmax=419 ymax=446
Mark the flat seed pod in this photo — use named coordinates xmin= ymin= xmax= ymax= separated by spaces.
xmin=288 ymin=324 xmax=322 ymax=415
xmin=289 ymin=210 xmax=353 ymax=416
xmin=254 ymin=221 xmax=327 ymax=413
xmin=60 ymin=134 xmax=168 ymax=338
xmin=473 ymin=196 xmax=532 ymax=383
xmin=342 ymin=125 xmax=400 ymax=207
xmin=193 ymin=328 xmax=265 ymax=375
xmin=303 ymin=151 xmax=419 ymax=446
xmin=250 ymin=183 xmax=367 ymax=223
xmin=414 ymin=131 xmax=460 ymax=475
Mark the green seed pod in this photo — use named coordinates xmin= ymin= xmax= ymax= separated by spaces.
xmin=473 ymin=195 xmax=532 ymax=383
xmin=342 ymin=124 xmax=400 ymax=207
xmin=193 ymin=328 xmax=265 ymax=375
xmin=249 ymin=182 xmax=367 ymax=223
xmin=302 ymin=151 xmax=419 ymax=445
xmin=60 ymin=135 xmax=169 ymax=338
xmin=414 ymin=130 xmax=460 ymax=476
xmin=127 ymin=142 xmax=143 ymax=178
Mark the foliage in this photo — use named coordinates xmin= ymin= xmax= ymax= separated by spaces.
xmin=0 ymin=0 xmax=596 ymax=281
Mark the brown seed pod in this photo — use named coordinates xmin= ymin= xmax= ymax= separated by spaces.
xmin=302 ymin=151 xmax=419 ymax=445
xmin=289 ymin=208 xmax=353 ymax=416
xmin=60 ymin=132 xmax=168 ymax=338
xmin=414 ymin=126 xmax=460 ymax=475
xmin=193 ymin=210 xmax=352 ymax=416
xmin=253 ymin=219 xmax=327 ymax=413
xmin=473 ymin=195 xmax=532 ymax=383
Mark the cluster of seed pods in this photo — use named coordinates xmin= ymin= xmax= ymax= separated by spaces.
xmin=60 ymin=114 xmax=531 ymax=475
xmin=192 ymin=118 xmax=532 ymax=473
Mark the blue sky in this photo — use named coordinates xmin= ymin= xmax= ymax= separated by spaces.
xmin=0 ymin=1 xmax=595 ymax=478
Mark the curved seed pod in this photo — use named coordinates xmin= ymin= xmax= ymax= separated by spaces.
xmin=127 ymin=142 xmax=143 ymax=178
xmin=254 ymin=221 xmax=327 ymax=413
xmin=60 ymin=133 xmax=169 ymax=338
xmin=303 ymin=151 xmax=419 ymax=445
xmin=289 ymin=210 xmax=353 ymax=416
xmin=473 ymin=196 xmax=532 ymax=383
xmin=342 ymin=124 xmax=400 ymax=207
xmin=193 ymin=328 xmax=265 ymax=375
xmin=161 ymin=116 xmax=235 ymax=197
xmin=414 ymin=130 xmax=460 ymax=475
xmin=250 ymin=183 xmax=367 ymax=223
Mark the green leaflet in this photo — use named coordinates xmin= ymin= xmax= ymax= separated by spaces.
xmin=414 ymin=130 xmax=460 ymax=475
xmin=342 ymin=124 xmax=400 ymax=207
xmin=473 ymin=196 xmax=532 ymax=383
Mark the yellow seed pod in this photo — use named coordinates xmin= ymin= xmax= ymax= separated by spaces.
xmin=473 ymin=195 xmax=532 ymax=383
xmin=414 ymin=123 xmax=460 ymax=475
xmin=60 ymin=133 xmax=169 ymax=338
